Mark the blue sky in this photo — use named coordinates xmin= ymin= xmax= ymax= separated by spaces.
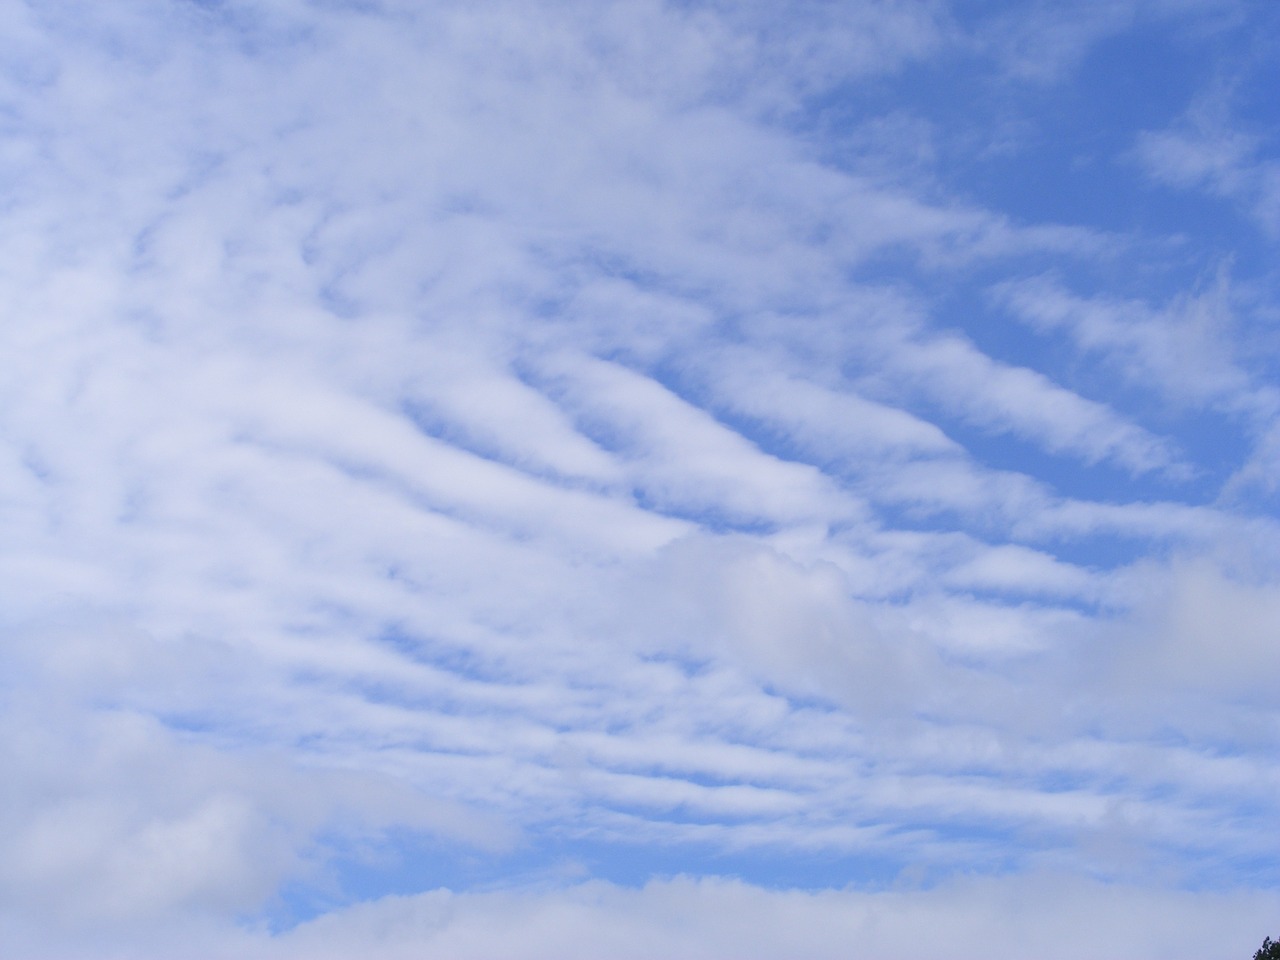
xmin=2 ymin=1 xmax=1280 ymax=957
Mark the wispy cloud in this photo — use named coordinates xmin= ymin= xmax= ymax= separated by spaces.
xmin=1134 ymin=84 xmax=1280 ymax=234
xmin=992 ymin=271 xmax=1272 ymax=414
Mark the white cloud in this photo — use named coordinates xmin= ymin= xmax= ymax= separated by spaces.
xmin=259 ymin=876 xmax=1280 ymax=960
xmin=970 ymin=0 xmax=1241 ymax=83
xmin=939 ymin=541 xmax=1102 ymax=601
xmin=1106 ymin=557 xmax=1280 ymax=702
xmin=543 ymin=353 xmax=862 ymax=527
xmin=864 ymin=324 xmax=1186 ymax=475
xmin=0 ymin=0 xmax=1278 ymax=951
xmin=993 ymin=272 xmax=1271 ymax=415
xmin=1134 ymin=86 xmax=1280 ymax=234
xmin=10 ymin=873 xmax=1278 ymax=960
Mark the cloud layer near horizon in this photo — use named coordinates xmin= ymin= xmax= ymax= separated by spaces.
xmin=2 ymin=1 xmax=1279 ymax=956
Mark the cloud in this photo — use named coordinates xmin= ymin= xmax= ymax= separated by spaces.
xmin=992 ymin=272 xmax=1268 ymax=413
xmin=967 ymin=0 xmax=1242 ymax=82
xmin=863 ymin=322 xmax=1186 ymax=475
xmin=0 ymin=620 xmax=512 ymax=932
xmin=1105 ymin=556 xmax=1280 ymax=703
xmin=1 ymin=0 xmax=1279 ymax=954
xmin=9 ymin=873 xmax=1279 ymax=960
xmin=1134 ymin=86 xmax=1280 ymax=234
xmin=262 ymin=875 xmax=1280 ymax=960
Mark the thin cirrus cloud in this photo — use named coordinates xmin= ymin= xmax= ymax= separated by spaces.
xmin=2 ymin=1 xmax=1280 ymax=958
xmin=1134 ymin=97 xmax=1280 ymax=235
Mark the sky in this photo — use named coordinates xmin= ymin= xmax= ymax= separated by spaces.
xmin=1 ymin=0 xmax=1279 ymax=957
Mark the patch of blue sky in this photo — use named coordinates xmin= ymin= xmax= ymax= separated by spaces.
xmin=635 ymin=649 xmax=716 ymax=678
xmin=1179 ymin=853 xmax=1280 ymax=893
xmin=627 ymin=489 xmax=781 ymax=537
xmin=943 ymin=76 xmax=1201 ymax=226
xmin=376 ymin=624 xmax=509 ymax=675
xmin=803 ymin=21 xmax=1273 ymax=292
xmin=262 ymin=826 xmax=518 ymax=930
xmin=285 ymin=823 xmax=945 ymax=915
xmin=935 ymin=415 xmax=1186 ymax=501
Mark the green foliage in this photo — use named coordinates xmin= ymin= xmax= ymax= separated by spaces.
xmin=1255 ymin=936 xmax=1280 ymax=960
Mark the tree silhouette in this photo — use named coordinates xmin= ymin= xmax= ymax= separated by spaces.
xmin=1255 ymin=936 xmax=1280 ymax=960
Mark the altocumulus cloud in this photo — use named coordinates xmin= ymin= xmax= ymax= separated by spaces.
xmin=1 ymin=1 xmax=1279 ymax=957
